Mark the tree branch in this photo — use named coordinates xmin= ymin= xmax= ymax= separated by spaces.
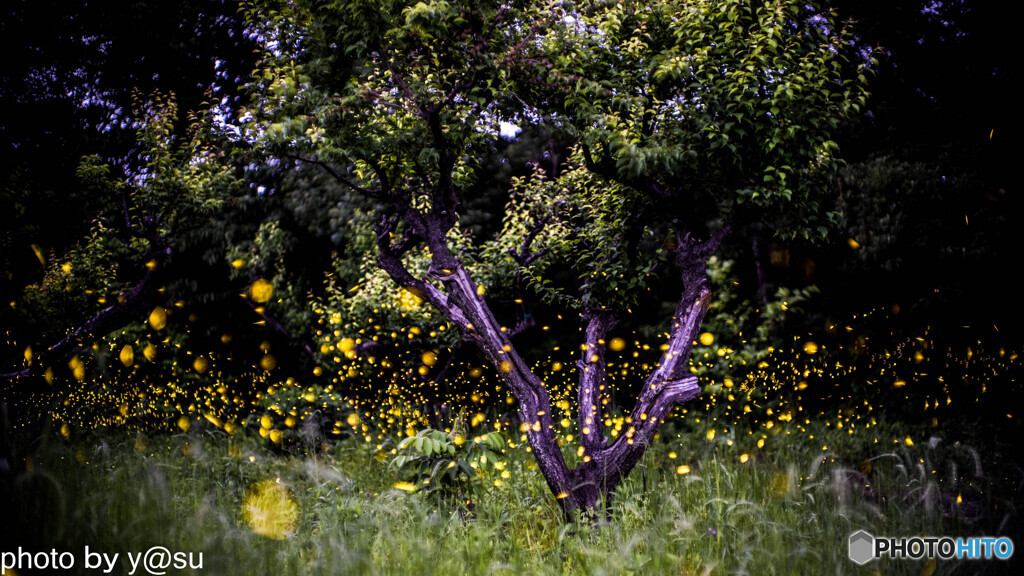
xmin=577 ymin=311 xmax=617 ymax=455
xmin=2 ymin=262 xmax=163 ymax=383
xmin=286 ymin=153 xmax=382 ymax=197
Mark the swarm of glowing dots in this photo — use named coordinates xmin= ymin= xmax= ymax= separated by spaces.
xmin=243 ymin=480 xmax=299 ymax=540
xmin=250 ymin=279 xmax=274 ymax=303
xmin=148 ymin=306 xmax=167 ymax=330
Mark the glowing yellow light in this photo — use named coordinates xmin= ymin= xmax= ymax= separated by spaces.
xmin=706 ymin=429 xmax=715 ymax=441
xmin=609 ymin=338 xmax=626 ymax=352
xmin=676 ymin=465 xmax=690 ymax=475
xmin=904 ymin=436 xmax=914 ymax=446
xmin=148 ymin=306 xmax=168 ymax=330
xmin=476 ymin=284 xmax=486 ymax=296
xmin=260 ymin=415 xmax=273 ymax=429
xmin=740 ymin=454 xmax=749 ymax=463
xmin=269 ymin=429 xmax=283 ymax=444
xmin=260 ymin=354 xmax=277 ymax=371
xmin=68 ymin=355 xmax=85 ymax=382
xmin=193 ymin=356 xmax=209 ymax=374
xmin=23 ymin=346 xmax=33 ymax=364
xmin=243 ymin=480 xmax=298 ymax=539
xmin=61 ymin=262 xmax=72 ymax=274
xmin=339 ymin=338 xmax=355 ymax=353
xmin=143 ymin=344 xmax=157 ymax=362
xmin=499 ymin=360 xmax=512 ymax=373
xmin=118 ymin=345 xmax=134 ymax=367
xmin=699 ymin=332 xmax=714 ymax=346
xmin=250 ymin=279 xmax=274 ymax=303
xmin=421 ymin=351 xmax=437 ymax=366
xmin=31 ymin=243 xmax=46 ymax=265
xmin=847 ymin=238 xmax=860 ymax=249
xmin=803 ymin=341 xmax=818 ymax=354
xmin=177 ymin=416 xmax=191 ymax=432
xmin=394 ymin=481 xmax=417 ymax=492
xmin=146 ymin=259 xmax=158 ymax=271
xmin=231 ymin=259 xmax=245 ymax=269
xmin=398 ymin=289 xmax=422 ymax=311
xmin=346 ymin=413 xmax=359 ymax=427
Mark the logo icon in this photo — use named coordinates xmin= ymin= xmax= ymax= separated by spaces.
xmin=849 ymin=530 xmax=875 ymax=565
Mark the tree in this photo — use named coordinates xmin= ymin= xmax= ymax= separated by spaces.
xmin=0 ymin=0 xmax=267 ymax=396
xmin=1 ymin=0 xmax=256 ymax=296
xmin=250 ymin=0 xmax=869 ymax=515
xmin=2 ymin=94 xmax=232 ymax=386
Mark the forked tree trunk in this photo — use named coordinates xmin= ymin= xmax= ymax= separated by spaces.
xmin=378 ymin=219 xmax=721 ymax=516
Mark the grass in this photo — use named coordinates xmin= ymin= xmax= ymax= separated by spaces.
xmin=5 ymin=413 xmax=1018 ymax=576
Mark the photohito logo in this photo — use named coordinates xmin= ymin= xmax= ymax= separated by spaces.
xmin=848 ymin=530 xmax=1014 ymax=565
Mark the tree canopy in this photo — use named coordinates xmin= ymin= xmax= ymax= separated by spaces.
xmin=233 ymin=0 xmax=871 ymax=512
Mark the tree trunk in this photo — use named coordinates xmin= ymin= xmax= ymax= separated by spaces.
xmin=377 ymin=223 xmax=720 ymax=517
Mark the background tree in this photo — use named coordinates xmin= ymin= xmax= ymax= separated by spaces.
xmin=1 ymin=0 xmax=261 ymax=383
xmin=246 ymin=0 xmax=868 ymax=514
